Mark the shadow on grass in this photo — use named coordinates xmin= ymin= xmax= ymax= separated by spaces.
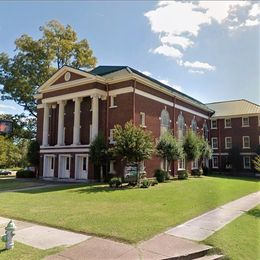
xmin=0 ymin=248 xmax=7 ymax=253
xmin=247 ymin=208 xmax=260 ymax=218
xmin=205 ymin=174 xmax=260 ymax=183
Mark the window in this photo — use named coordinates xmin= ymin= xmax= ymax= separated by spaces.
xmin=203 ymin=122 xmax=209 ymax=141
xmin=243 ymin=156 xmax=251 ymax=169
xmin=178 ymin=158 xmax=185 ymax=170
xmin=82 ymin=157 xmax=87 ymax=171
xmin=242 ymin=117 xmax=249 ymax=127
xmin=177 ymin=112 xmax=185 ymax=139
xmin=225 ymin=137 xmax=232 ymax=149
xmin=243 ymin=136 xmax=250 ymax=148
xmin=192 ymin=159 xmax=198 ymax=169
xmin=160 ymin=109 xmax=170 ymax=136
xmin=211 ymin=119 xmax=217 ymax=129
xmin=140 ymin=112 xmax=146 ymax=127
xmin=109 ymin=129 xmax=116 ymax=144
xmin=191 ymin=117 xmax=197 ymax=133
xmin=212 ymin=156 xmax=218 ymax=168
xmin=225 ymin=118 xmax=231 ymax=128
xmin=65 ymin=157 xmax=69 ymax=171
xmin=51 ymin=157 xmax=54 ymax=170
xmin=211 ymin=137 xmax=218 ymax=149
xmin=110 ymin=96 xmax=117 ymax=108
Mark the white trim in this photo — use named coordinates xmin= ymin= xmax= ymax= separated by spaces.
xmin=178 ymin=158 xmax=185 ymax=170
xmin=225 ymin=137 xmax=232 ymax=149
xmin=242 ymin=117 xmax=250 ymax=127
xmin=211 ymin=137 xmax=218 ymax=150
xmin=212 ymin=156 xmax=219 ymax=169
xmin=75 ymin=154 xmax=89 ymax=180
xmin=211 ymin=119 xmax=217 ymax=129
xmin=135 ymin=89 xmax=174 ymax=107
xmin=224 ymin=118 xmax=232 ymax=128
xmin=240 ymin=152 xmax=257 ymax=155
xmin=40 ymin=148 xmax=90 ymax=153
xmin=41 ymin=88 xmax=106 ymax=104
xmin=242 ymin=136 xmax=250 ymax=149
xmin=243 ymin=156 xmax=251 ymax=169
xmin=212 ymin=152 xmax=229 ymax=155
xmin=37 ymin=104 xmax=44 ymax=109
xmin=175 ymin=104 xmax=209 ymax=119
xmin=109 ymin=86 xmax=133 ymax=96
xmin=34 ymin=94 xmax=43 ymax=99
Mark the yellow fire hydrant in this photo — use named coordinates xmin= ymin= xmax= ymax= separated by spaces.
xmin=1 ymin=220 xmax=16 ymax=250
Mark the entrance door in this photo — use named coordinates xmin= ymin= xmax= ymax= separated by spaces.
xmin=43 ymin=155 xmax=55 ymax=178
xmin=59 ymin=155 xmax=71 ymax=179
xmin=75 ymin=155 xmax=88 ymax=180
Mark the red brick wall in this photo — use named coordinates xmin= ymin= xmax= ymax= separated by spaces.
xmin=51 ymin=72 xmax=86 ymax=85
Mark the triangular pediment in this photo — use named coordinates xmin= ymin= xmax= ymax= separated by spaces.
xmin=38 ymin=66 xmax=96 ymax=93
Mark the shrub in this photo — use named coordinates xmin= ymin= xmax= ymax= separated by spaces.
xmin=16 ymin=170 xmax=36 ymax=178
xmin=140 ymin=178 xmax=150 ymax=188
xmin=191 ymin=168 xmax=203 ymax=176
xmin=150 ymin=179 xmax=158 ymax=186
xmin=109 ymin=177 xmax=122 ymax=188
xmin=154 ymin=169 xmax=166 ymax=183
xmin=177 ymin=170 xmax=189 ymax=180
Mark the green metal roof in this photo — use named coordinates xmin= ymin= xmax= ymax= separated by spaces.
xmin=90 ymin=66 xmax=212 ymax=113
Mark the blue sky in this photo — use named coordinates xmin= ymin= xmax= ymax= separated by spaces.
xmin=0 ymin=1 xmax=259 ymax=115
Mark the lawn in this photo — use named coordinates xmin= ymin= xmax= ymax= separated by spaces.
xmin=0 ymin=176 xmax=259 ymax=243
xmin=0 ymin=177 xmax=42 ymax=191
xmin=0 ymin=241 xmax=62 ymax=260
xmin=205 ymin=205 xmax=260 ymax=260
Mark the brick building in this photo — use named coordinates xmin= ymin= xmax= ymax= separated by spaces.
xmin=207 ymin=100 xmax=260 ymax=174
xmin=35 ymin=65 xmax=213 ymax=181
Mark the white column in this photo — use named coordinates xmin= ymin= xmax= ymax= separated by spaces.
xmin=42 ymin=103 xmax=50 ymax=146
xmin=91 ymin=94 xmax=99 ymax=141
xmin=73 ymin=97 xmax=82 ymax=145
xmin=57 ymin=100 xmax=66 ymax=146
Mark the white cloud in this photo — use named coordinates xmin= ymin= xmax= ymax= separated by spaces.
xmin=188 ymin=70 xmax=205 ymax=74
xmin=0 ymin=104 xmax=16 ymax=110
xmin=141 ymin=71 xmax=152 ymax=77
xmin=157 ymin=78 xmax=182 ymax=91
xmin=183 ymin=61 xmax=216 ymax=71
xmin=153 ymin=45 xmax=183 ymax=59
xmin=145 ymin=1 xmax=256 ymax=73
xmin=158 ymin=78 xmax=169 ymax=85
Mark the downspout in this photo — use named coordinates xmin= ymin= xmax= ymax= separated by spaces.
xmin=133 ymin=79 xmax=136 ymax=125
xmin=218 ymin=118 xmax=221 ymax=170
xmin=106 ymin=83 xmax=109 ymax=144
xmin=173 ymin=96 xmax=176 ymax=176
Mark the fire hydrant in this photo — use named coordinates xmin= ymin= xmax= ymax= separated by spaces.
xmin=1 ymin=220 xmax=16 ymax=250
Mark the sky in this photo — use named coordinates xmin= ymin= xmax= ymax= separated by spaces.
xmin=0 ymin=0 xmax=259 ymax=115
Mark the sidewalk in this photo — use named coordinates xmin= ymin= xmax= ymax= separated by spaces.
xmin=1 ymin=191 xmax=259 ymax=259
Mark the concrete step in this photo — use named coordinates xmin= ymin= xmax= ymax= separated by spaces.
xmin=195 ymin=254 xmax=224 ymax=260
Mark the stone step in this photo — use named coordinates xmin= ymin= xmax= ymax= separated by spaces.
xmin=195 ymin=254 xmax=224 ymax=260
xmin=165 ymin=247 xmax=211 ymax=260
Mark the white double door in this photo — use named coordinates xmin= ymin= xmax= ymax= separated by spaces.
xmin=43 ymin=155 xmax=55 ymax=178
xmin=75 ymin=155 xmax=88 ymax=180
xmin=59 ymin=155 xmax=71 ymax=179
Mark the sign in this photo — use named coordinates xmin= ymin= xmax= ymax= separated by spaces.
xmin=0 ymin=120 xmax=13 ymax=134
xmin=124 ymin=163 xmax=138 ymax=182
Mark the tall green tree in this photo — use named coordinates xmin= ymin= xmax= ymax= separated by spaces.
xmin=0 ymin=20 xmax=97 ymax=117
xmin=198 ymin=136 xmax=212 ymax=169
xmin=110 ymin=121 xmax=154 ymax=184
xmin=156 ymin=131 xmax=183 ymax=175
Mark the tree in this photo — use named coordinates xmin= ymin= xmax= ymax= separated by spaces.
xmin=27 ymin=140 xmax=40 ymax=167
xmin=252 ymin=155 xmax=260 ymax=172
xmin=183 ymin=130 xmax=201 ymax=171
xmin=0 ymin=20 xmax=97 ymax=117
xmin=89 ymin=134 xmax=108 ymax=180
xmin=197 ymin=136 xmax=212 ymax=171
xmin=110 ymin=121 xmax=154 ymax=184
xmin=156 ymin=131 xmax=183 ymax=175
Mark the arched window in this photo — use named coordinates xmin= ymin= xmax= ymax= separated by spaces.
xmin=160 ymin=109 xmax=170 ymax=136
xmin=177 ymin=112 xmax=185 ymax=139
xmin=203 ymin=121 xmax=209 ymax=141
xmin=191 ymin=117 xmax=197 ymax=133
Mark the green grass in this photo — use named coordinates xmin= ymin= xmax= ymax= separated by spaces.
xmin=0 ymin=241 xmax=62 ymax=260
xmin=0 ymin=178 xmax=42 ymax=191
xmin=205 ymin=205 xmax=260 ymax=260
xmin=0 ymin=176 xmax=259 ymax=243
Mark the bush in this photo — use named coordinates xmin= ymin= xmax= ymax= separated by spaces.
xmin=140 ymin=178 xmax=150 ymax=188
xmin=16 ymin=170 xmax=36 ymax=178
xmin=191 ymin=168 xmax=203 ymax=176
xmin=150 ymin=179 xmax=158 ymax=186
xmin=177 ymin=170 xmax=189 ymax=180
xmin=154 ymin=169 xmax=166 ymax=183
xmin=109 ymin=177 xmax=122 ymax=188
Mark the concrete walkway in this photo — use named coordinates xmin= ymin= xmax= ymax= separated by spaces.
xmin=166 ymin=191 xmax=260 ymax=241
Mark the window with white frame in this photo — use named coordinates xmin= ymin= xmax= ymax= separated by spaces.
xmin=212 ymin=156 xmax=218 ymax=168
xmin=203 ymin=122 xmax=209 ymax=141
xmin=225 ymin=118 xmax=231 ymax=128
xmin=211 ymin=137 xmax=218 ymax=149
xmin=66 ymin=157 xmax=70 ymax=171
xmin=191 ymin=117 xmax=197 ymax=133
xmin=50 ymin=157 xmax=54 ymax=170
xmin=178 ymin=158 xmax=185 ymax=170
xmin=192 ymin=159 xmax=198 ymax=169
xmin=242 ymin=117 xmax=249 ymax=127
xmin=243 ymin=136 xmax=250 ymax=148
xmin=211 ymin=119 xmax=217 ymax=129
xmin=140 ymin=112 xmax=146 ymax=127
xmin=225 ymin=137 xmax=232 ymax=149
xmin=110 ymin=96 xmax=117 ymax=108
xmin=243 ymin=156 xmax=251 ymax=169
xmin=160 ymin=109 xmax=170 ymax=136
xmin=177 ymin=112 xmax=185 ymax=140
xmin=109 ymin=129 xmax=116 ymax=144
